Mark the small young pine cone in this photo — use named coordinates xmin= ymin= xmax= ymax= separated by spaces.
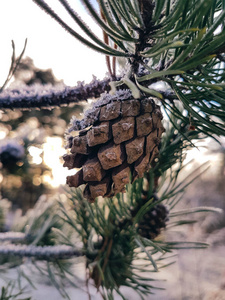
xmin=138 ymin=204 xmax=169 ymax=240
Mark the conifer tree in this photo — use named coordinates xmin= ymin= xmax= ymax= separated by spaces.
xmin=0 ymin=0 xmax=225 ymax=299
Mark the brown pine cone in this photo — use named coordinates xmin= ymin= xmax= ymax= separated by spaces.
xmin=63 ymin=90 xmax=165 ymax=202
xmin=138 ymin=204 xmax=169 ymax=240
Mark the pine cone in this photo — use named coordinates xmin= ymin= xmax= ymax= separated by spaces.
xmin=138 ymin=204 xmax=169 ymax=240
xmin=63 ymin=90 xmax=165 ymax=202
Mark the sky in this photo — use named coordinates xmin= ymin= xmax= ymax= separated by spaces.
xmin=0 ymin=0 xmax=108 ymax=86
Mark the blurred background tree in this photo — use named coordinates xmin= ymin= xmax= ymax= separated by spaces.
xmin=0 ymin=56 xmax=85 ymax=211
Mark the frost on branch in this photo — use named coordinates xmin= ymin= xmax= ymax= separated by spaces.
xmin=0 ymin=244 xmax=83 ymax=260
xmin=0 ymin=77 xmax=111 ymax=109
xmin=0 ymin=232 xmax=26 ymax=242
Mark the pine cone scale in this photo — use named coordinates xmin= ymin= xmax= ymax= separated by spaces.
xmin=112 ymin=117 xmax=135 ymax=144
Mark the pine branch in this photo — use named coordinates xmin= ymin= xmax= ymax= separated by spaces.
xmin=0 ymin=77 xmax=111 ymax=110
xmin=0 ymin=232 xmax=26 ymax=242
xmin=0 ymin=244 xmax=83 ymax=260
xmin=32 ymin=0 xmax=131 ymax=56
xmin=0 ymin=78 xmax=178 ymax=111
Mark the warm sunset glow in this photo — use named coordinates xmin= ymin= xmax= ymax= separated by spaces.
xmin=42 ymin=137 xmax=75 ymax=187
xmin=28 ymin=146 xmax=43 ymax=165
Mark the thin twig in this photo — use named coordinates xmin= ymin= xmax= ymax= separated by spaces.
xmin=97 ymin=238 xmax=113 ymax=289
xmin=99 ymin=6 xmax=113 ymax=78
xmin=112 ymin=44 xmax=117 ymax=78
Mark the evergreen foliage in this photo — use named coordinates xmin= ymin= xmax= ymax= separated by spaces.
xmin=0 ymin=281 xmax=31 ymax=300
xmin=0 ymin=0 xmax=225 ymax=299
